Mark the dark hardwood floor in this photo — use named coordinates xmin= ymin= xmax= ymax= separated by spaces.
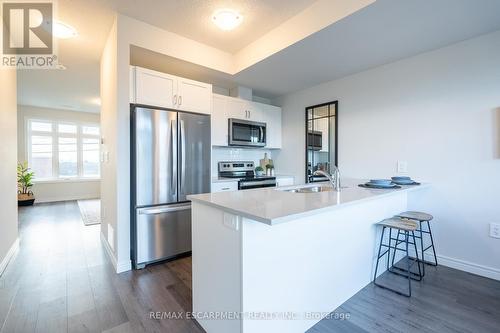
xmin=0 ymin=201 xmax=202 ymax=333
xmin=1 ymin=201 xmax=499 ymax=333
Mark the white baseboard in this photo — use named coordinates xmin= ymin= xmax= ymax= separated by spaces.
xmin=100 ymin=232 xmax=131 ymax=274
xmin=408 ymin=249 xmax=500 ymax=281
xmin=437 ymin=255 xmax=500 ymax=281
xmin=0 ymin=238 xmax=19 ymax=276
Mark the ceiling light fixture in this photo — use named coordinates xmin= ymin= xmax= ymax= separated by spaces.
xmin=53 ymin=21 xmax=78 ymax=39
xmin=212 ymin=9 xmax=243 ymax=31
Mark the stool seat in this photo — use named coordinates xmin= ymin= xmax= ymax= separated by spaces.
xmin=396 ymin=211 xmax=433 ymax=222
xmin=378 ymin=217 xmax=418 ymax=231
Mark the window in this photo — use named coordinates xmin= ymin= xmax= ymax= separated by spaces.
xmin=27 ymin=119 xmax=101 ymax=180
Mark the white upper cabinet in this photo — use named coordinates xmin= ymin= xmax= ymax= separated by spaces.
xmin=176 ymin=77 xmax=212 ymax=114
xmin=226 ymin=97 xmax=247 ymax=120
xmin=211 ymin=94 xmax=282 ymax=149
xmin=133 ymin=67 xmax=176 ymax=109
xmin=262 ymin=103 xmax=282 ymax=149
xmin=244 ymin=101 xmax=266 ymax=122
xmin=212 ymin=95 xmax=228 ymax=146
xmin=131 ymin=66 xmax=212 ymax=115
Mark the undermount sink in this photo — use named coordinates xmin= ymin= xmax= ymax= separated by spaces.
xmin=280 ymin=185 xmax=350 ymax=193
xmin=284 ymin=185 xmax=334 ymax=193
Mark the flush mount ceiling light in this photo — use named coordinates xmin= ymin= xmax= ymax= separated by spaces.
xmin=53 ymin=21 xmax=78 ymax=39
xmin=211 ymin=9 xmax=243 ymax=31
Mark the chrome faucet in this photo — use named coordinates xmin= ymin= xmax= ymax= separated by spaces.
xmin=314 ymin=166 xmax=341 ymax=191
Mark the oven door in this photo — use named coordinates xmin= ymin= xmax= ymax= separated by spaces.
xmin=229 ymin=119 xmax=266 ymax=147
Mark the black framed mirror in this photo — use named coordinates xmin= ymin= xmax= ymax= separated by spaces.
xmin=305 ymin=101 xmax=338 ymax=183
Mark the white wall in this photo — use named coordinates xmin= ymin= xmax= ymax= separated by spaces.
xmin=17 ymin=105 xmax=100 ymax=203
xmin=275 ymin=30 xmax=500 ymax=279
xmin=0 ymin=68 xmax=19 ymax=274
xmin=100 ymin=17 xmax=124 ymax=272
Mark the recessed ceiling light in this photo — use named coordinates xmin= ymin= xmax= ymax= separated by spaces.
xmin=53 ymin=21 xmax=78 ymax=39
xmin=212 ymin=9 xmax=243 ymax=31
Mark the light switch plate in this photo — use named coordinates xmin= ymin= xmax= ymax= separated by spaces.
xmin=490 ymin=223 xmax=500 ymax=239
xmin=397 ymin=161 xmax=408 ymax=173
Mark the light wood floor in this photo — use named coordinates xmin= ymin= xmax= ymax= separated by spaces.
xmin=1 ymin=201 xmax=499 ymax=333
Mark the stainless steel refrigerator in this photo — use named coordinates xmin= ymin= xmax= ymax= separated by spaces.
xmin=131 ymin=106 xmax=210 ymax=269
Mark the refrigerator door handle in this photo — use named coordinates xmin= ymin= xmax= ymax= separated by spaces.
xmin=170 ymin=119 xmax=177 ymax=195
xmin=138 ymin=203 xmax=191 ymax=215
xmin=180 ymin=119 xmax=186 ymax=194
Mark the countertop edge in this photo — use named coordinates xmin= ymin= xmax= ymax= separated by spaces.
xmin=189 ymin=184 xmax=430 ymax=225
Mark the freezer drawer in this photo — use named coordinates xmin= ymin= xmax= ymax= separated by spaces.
xmin=136 ymin=203 xmax=191 ymax=265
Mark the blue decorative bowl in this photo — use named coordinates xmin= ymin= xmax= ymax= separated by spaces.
xmin=369 ymin=179 xmax=392 ymax=185
xmin=392 ymin=176 xmax=411 ymax=181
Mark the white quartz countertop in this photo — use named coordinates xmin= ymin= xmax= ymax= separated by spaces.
xmin=188 ymin=179 xmax=429 ymax=225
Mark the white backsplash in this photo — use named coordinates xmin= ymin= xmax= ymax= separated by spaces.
xmin=212 ymin=147 xmax=274 ymax=177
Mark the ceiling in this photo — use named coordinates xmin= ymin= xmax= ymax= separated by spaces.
xmin=117 ymin=0 xmax=316 ymax=53
xmin=130 ymin=0 xmax=500 ymax=100
xmin=17 ymin=0 xmax=115 ymax=113
xmin=235 ymin=0 xmax=500 ymax=98
xmin=17 ymin=0 xmax=500 ymax=113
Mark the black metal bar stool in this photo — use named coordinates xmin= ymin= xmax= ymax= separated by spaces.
xmin=373 ymin=217 xmax=423 ymax=297
xmin=396 ymin=211 xmax=437 ymax=277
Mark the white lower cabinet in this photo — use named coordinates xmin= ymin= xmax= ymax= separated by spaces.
xmin=211 ymin=181 xmax=238 ymax=193
xmin=276 ymin=176 xmax=294 ymax=187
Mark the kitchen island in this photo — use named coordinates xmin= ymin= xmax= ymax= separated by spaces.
xmin=187 ymin=180 xmax=429 ymax=333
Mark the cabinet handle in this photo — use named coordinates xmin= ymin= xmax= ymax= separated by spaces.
xmin=179 ymin=95 xmax=182 ymax=106
xmin=222 ymin=187 xmax=230 ymax=190
xmin=173 ymin=94 xmax=177 ymax=105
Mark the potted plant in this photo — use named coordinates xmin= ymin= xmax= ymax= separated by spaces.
xmin=255 ymin=166 xmax=265 ymax=176
xmin=265 ymin=163 xmax=275 ymax=176
xmin=17 ymin=162 xmax=35 ymax=206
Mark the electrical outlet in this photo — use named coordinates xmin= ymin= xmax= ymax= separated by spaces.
xmin=490 ymin=223 xmax=500 ymax=239
xmin=397 ymin=161 xmax=408 ymax=173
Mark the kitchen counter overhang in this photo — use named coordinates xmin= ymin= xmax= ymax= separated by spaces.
xmin=187 ymin=179 xmax=430 ymax=225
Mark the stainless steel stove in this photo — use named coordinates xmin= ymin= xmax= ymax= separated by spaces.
xmin=218 ymin=161 xmax=276 ymax=190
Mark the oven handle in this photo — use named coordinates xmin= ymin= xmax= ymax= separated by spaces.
xmin=238 ymin=179 xmax=276 ymax=189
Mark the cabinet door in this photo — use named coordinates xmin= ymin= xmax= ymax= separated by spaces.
xmin=226 ymin=97 xmax=247 ymax=120
xmin=211 ymin=182 xmax=238 ymax=193
xmin=135 ymin=67 xmax=176 ymax=108
xmin=177 ymin=77 xmax=212 ymax=114
xmin=212 ymin=95 xmax=228 ymax=146
xmin=263 ymin=104 xmax=282 ymax=149
xmin=276 ymin=176 xmax=294 ymax=187
xmin=245 ymin=101 xmax=266 ymax=122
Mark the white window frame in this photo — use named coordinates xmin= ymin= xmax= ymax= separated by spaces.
xmin=26 ymin=118 xmax=101 ymax=182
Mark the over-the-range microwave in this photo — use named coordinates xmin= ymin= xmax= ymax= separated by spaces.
xmin=228 ymin=118 xmax=266 ymax=147
xmin=307 ymin=130 xmax=322 ymax=151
